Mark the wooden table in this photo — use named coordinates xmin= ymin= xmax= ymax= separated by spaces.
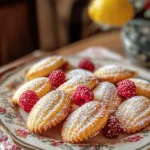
xmin=0 ymin=30 xmax=123 ymax=76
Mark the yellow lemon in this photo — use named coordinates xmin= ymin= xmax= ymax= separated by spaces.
xmin=88 ymin=0 xmax=135 ymax=26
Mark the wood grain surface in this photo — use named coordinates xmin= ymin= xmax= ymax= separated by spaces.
xmin=0 ymin=30 xmax=123 ymax=76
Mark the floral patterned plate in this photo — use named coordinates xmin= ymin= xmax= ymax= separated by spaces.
xmin=0 ymin=56 xmax=150 ymax=150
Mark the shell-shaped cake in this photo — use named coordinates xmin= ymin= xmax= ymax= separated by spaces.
xmin=66 ymin=69 xmax=94 ymax=80
xmin=13 ymin=77 xmax=52 ymax=104
xmin=26 ymin=56 xmax=65 ymax=80
xmin=27 ymin=90 xmax=71 ymax=133
xmin=129 ymin=78 xmax=150 ymax=99
xmin=59 ymin=76 xmax=98 ymax=95
xmin=93 ymin=82 xmax=121 ymax=114
xmin=94 ymin=65 xmax=136 ymax=83
xmin=116 ymin=96 xmax=150 ymax=133
xmin=62 ymin=101 xmax=108 ymax=143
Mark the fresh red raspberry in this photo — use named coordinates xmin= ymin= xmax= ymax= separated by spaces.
xmin=117 ymin=79 xmax=136 ymax=98
xmin=79 ymin=58 xmax=95 ymax=72
xmin=72 ymin=85 xmax=94 ymax=106
xmin=49 ymin=70 xmax=65 ymax=87
xmin=102 ymin=115 xmax=121 ymax=139
xmin=19 ymin=90 xmax=39 ymax=113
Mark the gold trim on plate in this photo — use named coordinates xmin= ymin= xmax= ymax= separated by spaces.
xmin=0 ymin=120 xmax=43 ymax=150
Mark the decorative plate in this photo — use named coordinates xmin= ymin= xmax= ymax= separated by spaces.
xmin=0 ymin=56 xmax=150 ymax=150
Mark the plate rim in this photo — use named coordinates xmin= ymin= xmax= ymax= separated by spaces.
xmin=0 ymin=120 xmax=43 ymax=150
xmin=0 ymin=68 xmax=44 ymax=150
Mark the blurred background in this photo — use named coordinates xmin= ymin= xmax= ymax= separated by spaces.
xmin=0 ymin=0 xmax=149 ymax=66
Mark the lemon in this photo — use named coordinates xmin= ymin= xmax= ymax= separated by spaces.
xmin=88 ymin=0 xmax=135 ymax=26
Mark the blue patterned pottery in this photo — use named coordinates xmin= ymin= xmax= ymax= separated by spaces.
xmin=122 ymin=19 xmax=150 ymax=68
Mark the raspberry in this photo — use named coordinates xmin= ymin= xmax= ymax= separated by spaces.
xmin=117 ymin=80 xmax=136 ymax=98
xmin=102 ymin=115 xmax=121 ymax=139
xmin=49 ymin=70 xmax=65 ymax=87
xmin=79 ymin=58 xmax=95 ymax=72
xmin=72 ymin=85 xmax=94 ymax=106
xmin=19 ymin=90 xmax=39 ymax=113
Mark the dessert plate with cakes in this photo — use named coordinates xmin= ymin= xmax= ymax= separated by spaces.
xmin=0 ymin=56 xmax=150 ymax=150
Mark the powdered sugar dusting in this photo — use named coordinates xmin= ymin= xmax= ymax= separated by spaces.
xmin=93 ymin=82 xmax=121 ymax=113
xmin=29 ymin=56 xmax=63 ymax=73
xmin=59 ymin=75 xmax=98 ymax=93
xmin=129 ymin=78 xmax=150 ymax=90
xmin=116 ymin=96 xmax=150 ymax=133
xmin=62 ymin=101 xmax=107 ymax=142
xmin=97 ymin=65 xmax=126 ymax=74
xmin=95 ymin=65 xmax=134 ymax=75
xmin=13 ymin=77 xmax=50 ymax=103
xmin=27 ymin=91 xmax=60 ymax=129
xmin=66 ymin=69 xmax=94 ymax=80
xmin=135 ymin=116 xmax=150 ymax=127
xmin=27 ymin=90 xmax=70 ymax=132
xmin=25 ymin=77 xmax=49 ymax=90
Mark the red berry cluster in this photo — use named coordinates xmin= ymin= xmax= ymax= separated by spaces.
xmin=102 ymin=115 xmax=122 ymax=139
xmin=19 ymin=90 xmax=39 ymax=113
xmin=72 ymin=85 xmax=94 ymax=106
xmin=117 ymin=79 xmax=136 ymax=99
xmin=49 ymin=70 xmax=65 ymax=87
xmin=79 ymin=58 xmax=95 ymax=72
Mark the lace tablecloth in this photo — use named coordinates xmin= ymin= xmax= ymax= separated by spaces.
xmin=0 ymin=47 xmax=123 ymax=150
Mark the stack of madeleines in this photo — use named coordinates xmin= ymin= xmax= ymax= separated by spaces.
xmin=12 ymin=56 xmax=150 ymax=143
